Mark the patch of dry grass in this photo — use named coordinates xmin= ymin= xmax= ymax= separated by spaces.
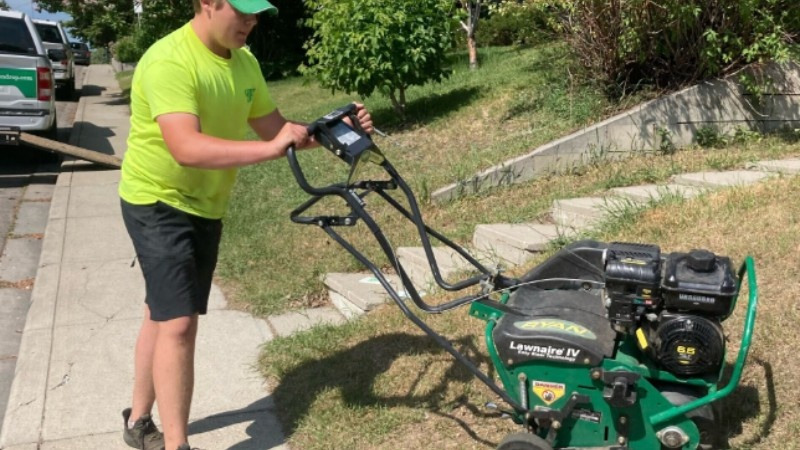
xmin=595 ymin=177 xmax=800 ymax=449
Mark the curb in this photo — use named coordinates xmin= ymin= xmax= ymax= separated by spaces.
xmin=0 ymin=67 xmax=93 ymax=447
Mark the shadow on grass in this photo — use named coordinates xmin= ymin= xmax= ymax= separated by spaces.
xmin=522 ymin=43 xmax=572 ymax=79
xmin=263 ymin=331 xmax=775 ymax=449
xmin=371 ymin=86 xmax=483 ymax=132
xmin=767 ymin=127 xmax=800 ymax=144
xmin=716 ymin=357 xmax=777 ymax=448
xmin=270 ymin=332 xmax=503 ymax=447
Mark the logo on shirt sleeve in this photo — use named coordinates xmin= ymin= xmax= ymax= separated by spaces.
xmin=245 ymin=88 xmax=255 ymax=103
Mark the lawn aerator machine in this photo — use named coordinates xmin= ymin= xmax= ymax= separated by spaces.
xmin=286 ymin=104 xmax=759 ymax=450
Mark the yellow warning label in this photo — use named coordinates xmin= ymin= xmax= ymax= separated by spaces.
xmin=532 ymin=380 xmax=566 ymax=405
xmin=635 ymin=328 xmax=649 ymax=350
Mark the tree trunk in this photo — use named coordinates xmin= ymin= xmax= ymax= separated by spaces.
xmin=399 ymin=87 xmax=406 ymax=113
xmin=389 ymin=88 xmax=407 ymax=121
xmin=461 ymin=0 xmax=481 ymax=70
xmin=467 ymin=34 xmax=478 ymax=70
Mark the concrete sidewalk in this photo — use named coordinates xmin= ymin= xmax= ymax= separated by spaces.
xmin=0 ymin=65 xmax=287 ymax=449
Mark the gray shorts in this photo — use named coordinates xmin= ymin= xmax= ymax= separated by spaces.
xmin=120 ymin=199 xmax=222 ymax=321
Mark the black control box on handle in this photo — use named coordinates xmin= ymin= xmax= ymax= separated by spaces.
xmin=306 ymin=103 xmax=385 ymax=185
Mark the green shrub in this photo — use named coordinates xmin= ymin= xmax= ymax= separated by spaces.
xmin=113 ymin=34 xmax=144 ymax=63
xmin=479 ymin=1 xmax=564 ymax=47
xmin=91 ymin=46 xmax=111 ymax=64
xmin=695 ymin=126 xmax=723 ymax=148
xmin=566 ymin=0 xmax=800 ymax=98
xmin=302 ymin=0 xmax=453 ymax=119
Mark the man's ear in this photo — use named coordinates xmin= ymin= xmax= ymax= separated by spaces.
xmin=198 ymin=0 xmax=215 ymax=13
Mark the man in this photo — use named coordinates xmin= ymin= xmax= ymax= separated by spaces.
xmin=118 ymin=1 xmax=373 ymax=449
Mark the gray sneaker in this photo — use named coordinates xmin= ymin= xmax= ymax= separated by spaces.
xmin=122 ymin=408 xmax=165 ymax=450
xmin=176 ymin=445 xmax=202 ymax=450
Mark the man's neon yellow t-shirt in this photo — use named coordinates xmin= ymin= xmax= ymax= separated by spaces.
xmin=119 ymin=22 xmax=276 ymax=219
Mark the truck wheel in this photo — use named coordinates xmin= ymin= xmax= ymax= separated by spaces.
xmin=497 ymin=432 xmax=552 ymax=450
xmin=66 ymin=78 xmax=76 ymax=100
xmin=46 ymin=112 xmax=58 ymax=141
xmin=30 ymin=112 xmax=59 ymax=141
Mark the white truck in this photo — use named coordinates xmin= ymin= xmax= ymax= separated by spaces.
xmin=0 ymin=9 xmax=58 ymax=141
xmin=33 ymin=18 xmax=76 ymax=98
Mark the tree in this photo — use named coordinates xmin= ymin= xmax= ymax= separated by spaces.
xmin=133 ymin=0 xmax=193 ymax=51
xmin=0 ymin=1 xmax=10 ymax=11
xmin=248 ymin=0 xmax=312 ymax=80
xmin=33 ymin=0 xmax=135 ymax=48
xmin=302 ymin=0 xmax=453 ymax=119
xmin=459 ymin=1 xmax=483 ymax=70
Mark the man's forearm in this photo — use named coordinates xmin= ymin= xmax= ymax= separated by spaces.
xmin=169 ymin=133 xmax=287 ymax=169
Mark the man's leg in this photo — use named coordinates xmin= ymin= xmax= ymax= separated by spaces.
xmin=130 ymin=306 xmax=158 ymax=421
xmin=153 ymin=314 xmax=199 ymax=450
xmin=121 ymin=199 xmax=220 ymax=449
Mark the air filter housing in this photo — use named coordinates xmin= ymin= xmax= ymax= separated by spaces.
xmin=661 ymin=249 xmax=738 ymax=317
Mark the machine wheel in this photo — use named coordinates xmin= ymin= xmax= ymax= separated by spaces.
xmin=497 ymin=432 xmax=553 ymax=450
xmin=660 ymin=388 xmax=720 ymax=450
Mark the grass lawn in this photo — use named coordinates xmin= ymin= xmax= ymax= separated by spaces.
xmin=258 ymin=133 xmax=800 ymax=449
xmin=217 ymin=43 xmax=650 ymax=316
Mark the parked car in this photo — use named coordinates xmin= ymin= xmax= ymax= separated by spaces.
xmin=69 ymin=42 xmax=91 ymax=65
xmin=0 ymin=10 xmax=58 ymax=140
xmin=33 ymin=19 xmax=75 ymax=97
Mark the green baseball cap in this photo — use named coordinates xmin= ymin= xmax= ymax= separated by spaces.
xmin=228 ymin=0 xmax=278 ymax=15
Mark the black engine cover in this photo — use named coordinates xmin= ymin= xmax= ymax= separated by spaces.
xmin=493 ymin=288 xmax=617 ymax=366
xmin=649 ymin=312 xmax=725 ymax=376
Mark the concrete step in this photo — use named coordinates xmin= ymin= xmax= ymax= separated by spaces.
xmin=396 ymin=246 xmax=476 ymax=292
xmin=324 ymin=272 xmax=409 ymax=319
xmin=608 ymin=183 xmax=706 ymax=203
xmin=672 ymin=170 xmax=775 ymax=188
xmin=751 ymin=158 xmax=800 ymax=174
xmin=267 ymin=306 xmax=347 ymax=337
xmin=473 ymin=223 xmax=560 ymax=266
xmin=551 ymin=196 xmax=627 ymax=231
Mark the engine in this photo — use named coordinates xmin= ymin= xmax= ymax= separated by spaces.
xmin=604 ymin=242 xmax=738 ymax=376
